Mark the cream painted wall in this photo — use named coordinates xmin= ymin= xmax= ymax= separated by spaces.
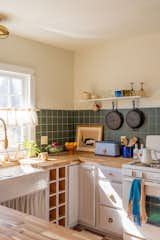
xmin=1 ymin=33 xmax=160 ymax=110
xmin=0 ymin=34 xmax=73 ymax=109
xmin=74 ymin=33 xmax=160 ymax=109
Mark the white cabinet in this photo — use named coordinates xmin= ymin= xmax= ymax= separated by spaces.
xmin=97 ymin=179 xmax=122 ymax=209
xmin=67 ymin=162 xmax=123 ymax=236
xmin=79 ymin=163 xmax=96 ymax=227
xmin=97 ymin=205 xmax=123 ymax=235
xmin=67 ymin=164 xmax=79 ymax=227
xmin=96 ymin=165 xmax=123 ymax=236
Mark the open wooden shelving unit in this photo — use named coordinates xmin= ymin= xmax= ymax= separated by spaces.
xmin=49 ymin=166 xmax=67 ymax=227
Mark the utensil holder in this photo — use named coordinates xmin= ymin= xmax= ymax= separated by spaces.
xmin=122 ymin=146 xmax=134 ymax=158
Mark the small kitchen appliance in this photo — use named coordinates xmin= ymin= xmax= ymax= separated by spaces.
xmin=95 ymin=141 xmax=120 ymax=156
xmin=146 ymin=135 xmax=160 ymax=161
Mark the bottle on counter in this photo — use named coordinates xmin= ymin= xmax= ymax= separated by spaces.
xmin=133 ymin=144 xmax=139 ymax=160
xmin=138 ymin=144 xmax=144 ymax=161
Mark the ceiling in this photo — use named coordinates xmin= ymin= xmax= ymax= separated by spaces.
xmin=0 ymin=0 xmax=160 ymax=50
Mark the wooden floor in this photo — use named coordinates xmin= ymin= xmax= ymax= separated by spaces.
xmin=72 ymin=230 xmax=103 ymax=240
xmin=73 ymin=226 xmax=122 ymax=240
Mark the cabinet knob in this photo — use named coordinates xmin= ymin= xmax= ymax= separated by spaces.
xmin=110 ymin=194 xmax=116 ymax=203
xmin=108 ymin=172 xmax=113 ymax=176
xmin=106 ymin=217 xmax=113 ymax=223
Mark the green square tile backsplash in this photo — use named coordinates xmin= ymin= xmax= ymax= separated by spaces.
xmin=36 ymin=108 xmax=160 ymax=147
xmin=36 ymin=110 xmax=75 ymax=147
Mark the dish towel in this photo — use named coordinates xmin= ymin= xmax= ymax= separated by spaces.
xmin=128 ymin=179 xmax=147 ymax=225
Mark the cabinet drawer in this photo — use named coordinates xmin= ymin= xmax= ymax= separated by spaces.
xmin=98 ymin=180 xmax=122 ymax=208
xmin=97 ymin=205 xmax=123 ymax=235
xmin=97 ymin=166 xmax=122 ymax=183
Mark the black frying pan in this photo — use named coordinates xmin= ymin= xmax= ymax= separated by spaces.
xmin=126 ymin=100 xmax=145 ymax=129
xmin=105 ymin=102 xmax=124 ymax=130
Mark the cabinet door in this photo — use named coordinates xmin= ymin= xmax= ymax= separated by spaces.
xmin=79 ymin=164 xmax=96 ymax=226
xmin=67 ymin=165 xmax=79 ymax=227
xmin=97 ymin=179 xmax=122 ymax=209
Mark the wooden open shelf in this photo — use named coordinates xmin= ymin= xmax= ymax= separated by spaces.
xmin=50 ymin=169 xmax=56 ymax=181
xmin=50 ymin=182 xmax=56 ymax=194
xmin=50 ymin=195 xmax=56 ymax=208
xmin=59 ymin=192 xmax=65 ymax=205
xmin=48 ymin=166 xmax=67 ymax=227
xmin=59 ymin=167 xmax=65 ymax=179
xmin=58 ymin=218 xmax=65 ymax=226
xmin=49 ymin=209 xmax=56 ymax=221
xmin=59 ymin=205 xmax=65 ymax=218
xmin=59 ymin=179 xmax=65 ymax=192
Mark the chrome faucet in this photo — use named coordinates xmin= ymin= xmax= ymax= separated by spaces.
xmin=0 ymin=118 xmax=8 ymax=150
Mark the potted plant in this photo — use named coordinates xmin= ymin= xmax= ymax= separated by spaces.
xmin=23 ymin=140 xmax=40 ymax=158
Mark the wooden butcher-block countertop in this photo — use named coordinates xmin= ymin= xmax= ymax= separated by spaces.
xmin=32 ymin=151 xmax=133 ymax=169
xmin=0 ymin=206 xmax=88 ymax=240
xmin=0 ymin=161 xmax=20 ymax=169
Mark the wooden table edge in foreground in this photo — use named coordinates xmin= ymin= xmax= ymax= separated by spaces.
xmin=0 ymin=205 xmax=85 ymax=240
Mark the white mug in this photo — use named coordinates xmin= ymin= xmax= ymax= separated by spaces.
xmin=38 ymin=152 xmax=48 ymax=161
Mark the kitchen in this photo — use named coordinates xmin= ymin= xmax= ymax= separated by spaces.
xmin=0 ymin=1 xmax=160 ymax=240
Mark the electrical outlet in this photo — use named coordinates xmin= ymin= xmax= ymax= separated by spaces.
xmin=41 ymin=136 xmax=48 ymax=145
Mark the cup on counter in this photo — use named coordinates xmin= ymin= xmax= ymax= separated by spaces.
xmin=38 ymin=152 xmax=48 ymax=161
xmin=122 ymin=146 xmax=134 ymax=158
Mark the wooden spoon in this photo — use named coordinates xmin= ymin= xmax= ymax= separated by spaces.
xmin=128 ymin=136 xmax=138 ymax=147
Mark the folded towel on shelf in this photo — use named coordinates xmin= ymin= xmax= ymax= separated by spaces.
xmin=128 ymin=179 xmax=147 ymax=225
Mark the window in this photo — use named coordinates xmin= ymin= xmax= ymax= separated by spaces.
xmin=0 ymin=71 xmax=30 ymax=107
xmin=0 ymin=64 xmax=37 ymax=149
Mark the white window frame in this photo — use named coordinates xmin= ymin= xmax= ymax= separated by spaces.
xmin=0 ymin=63 xmax=36 ymax=107
xmin=0 ymin=63 xmax=36 ymax=142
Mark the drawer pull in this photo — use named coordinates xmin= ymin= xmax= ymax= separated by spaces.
xmin=110 ymin=194 xmax=116 ymax=203
xmin=108 ymin=173 xmax=113 ymax=176
xmin=106 ymin=217 xmax=113 ymax=223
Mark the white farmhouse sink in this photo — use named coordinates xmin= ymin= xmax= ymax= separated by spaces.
xmin=0 ymin=165 xmax=49 ymax=202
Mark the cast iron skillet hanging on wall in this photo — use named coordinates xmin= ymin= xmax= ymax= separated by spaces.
xmin=105 ymin=102 xmax=124 ymax=130
xmin=126 ymin=100 xmax=145 ymax=129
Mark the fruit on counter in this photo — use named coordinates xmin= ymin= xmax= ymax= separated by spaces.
xmin=65 ymin=142 xmax=77 ymax=147
xmin=45 ymin=142 xmax=63 ymax=153
xmin=65 ymin=142 xmax=77 ymax=153
xmin=51 ymin=142 xmax=59 ymax=147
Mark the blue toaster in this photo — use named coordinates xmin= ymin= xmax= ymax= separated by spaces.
xmin=95 ymin=141 xmax=120 ymax=157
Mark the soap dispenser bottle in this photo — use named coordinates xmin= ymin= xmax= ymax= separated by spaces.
xmin=133 ymin=144 xmax=139 ymax=160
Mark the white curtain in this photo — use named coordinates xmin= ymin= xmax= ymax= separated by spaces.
xmin=0 ymin=109 xmax=38 ymax=127
xmin=1 ymin=190 xmax=47 ymax=219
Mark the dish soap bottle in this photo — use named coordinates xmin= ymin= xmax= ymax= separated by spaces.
xmin=133 ymin=144 xmax=139 ymax=160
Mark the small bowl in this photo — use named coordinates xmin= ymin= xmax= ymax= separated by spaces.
xmin=65 ymin=142 xmax=77 ymax=154
xmin=81 ymin=91 xmax=91 ymax=100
